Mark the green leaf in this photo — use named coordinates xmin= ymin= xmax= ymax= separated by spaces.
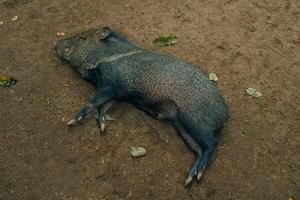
xmin=130 ymin=147 xmax=147 ymax=157
xmin=0 ymin=76 xmax=17 ymax=88
xmin=154 ymin=35 xmax=178 ymax=47
xmin=208 ymin=73 xmax=218 ymax=81
xmin=245 ymin=88 xmax=262 ymax=97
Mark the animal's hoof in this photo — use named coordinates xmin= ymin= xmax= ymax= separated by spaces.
xmin=97 ymin=116 xmax=106 ymax=132
xmin=184 ymin=176 xmax=193 ymax=187
xmin=196 ymin=171 xmax=203 ymax=181
xmin=67 ymin=119 xmax=77 ymax=126
xmin=100 ymin=121 xmax=105 ymax=132
xmin=197 ymin=166 xmax=205 ymax=181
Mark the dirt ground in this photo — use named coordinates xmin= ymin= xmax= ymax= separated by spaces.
xmin=0 ymin=0 xmax=299 ymax=199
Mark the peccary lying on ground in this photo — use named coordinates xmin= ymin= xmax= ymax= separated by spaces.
xmin=54 ymin=27 xmax=229 ymax=186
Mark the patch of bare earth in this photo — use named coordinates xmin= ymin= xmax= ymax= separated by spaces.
xmin=0 ymin=0 xmax=299 ymax=199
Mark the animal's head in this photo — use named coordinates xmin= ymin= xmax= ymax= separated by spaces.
xmin=54 ymin=26 xmax=130 ymax=77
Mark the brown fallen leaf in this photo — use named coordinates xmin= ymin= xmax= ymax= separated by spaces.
xmin=63 ymin=83 xmax=70 ymax=87
xmin=56 ymin=32 xmax=65 ymax=37
xmin=0 ymin=21 xmax=3 ymax=26
xmin=95 ymin=144 xmax=101 ymax=151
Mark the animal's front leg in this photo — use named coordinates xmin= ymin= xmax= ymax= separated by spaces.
xmin=67 ymin=86 xmax=117 ymax=126
xmin=96 ymin=101 xmax=116 ymax=132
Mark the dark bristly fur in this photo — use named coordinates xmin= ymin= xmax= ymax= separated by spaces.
xmin=54 ymin=26 xmax=229 ymax=186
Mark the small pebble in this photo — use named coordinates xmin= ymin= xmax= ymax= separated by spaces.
xmin=57 ymin=32 xmax=65 ymax=37
xmin=11 ymin=16 xmax=18 ymax=21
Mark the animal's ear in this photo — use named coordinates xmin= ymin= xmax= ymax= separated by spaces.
xmin=96 ymin=26 xmax=112 ymax=40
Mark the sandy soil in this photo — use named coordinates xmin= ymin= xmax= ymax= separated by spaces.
xmin=0 ymin=0 xmax=299 ymax=199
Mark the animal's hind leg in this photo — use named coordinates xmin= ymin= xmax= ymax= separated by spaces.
xmin=171 ymin=121 xmax=203 ymax=186
xmin=155 ymin=101 xmax=204 ymax=186
xmin=195 ymin=135 xmax=217 ymax=180
xmin=178 ymin=113 xmax=218 ymax=181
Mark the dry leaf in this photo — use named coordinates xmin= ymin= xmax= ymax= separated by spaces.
xmin=0 ymin=21 xmax=3 ymax=26
xmin=154 ymin=35 xmax=178 ymax=46
xmin=95 ymin=144 xmax=101 ymax=151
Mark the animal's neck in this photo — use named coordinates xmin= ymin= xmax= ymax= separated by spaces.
xmin=84 ymin=49 xmax=143 ymax=70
